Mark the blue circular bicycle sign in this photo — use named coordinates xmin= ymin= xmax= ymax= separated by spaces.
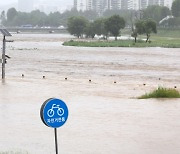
xmin=40 ymin=98 xmax=69 ymax=128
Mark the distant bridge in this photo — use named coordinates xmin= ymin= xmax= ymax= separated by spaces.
xmin=6 ymin=27 xmax=68 ymax=33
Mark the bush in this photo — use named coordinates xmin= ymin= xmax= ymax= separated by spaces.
xmin=138 ymin=87 xmax=180 ymax=99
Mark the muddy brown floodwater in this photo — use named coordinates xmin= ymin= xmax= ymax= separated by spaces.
xmin=0 ymin=33 xmax=180 ymax=154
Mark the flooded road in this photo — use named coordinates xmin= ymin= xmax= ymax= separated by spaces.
xmin=0 ymin=34 xmax=180 ymax=154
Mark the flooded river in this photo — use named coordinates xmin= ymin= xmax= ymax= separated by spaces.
xmin=0 ymin=34 xmax=180 ymax=154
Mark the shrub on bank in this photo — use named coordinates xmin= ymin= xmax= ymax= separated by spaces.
xmin=138 ymin=87 xmax=180 ymax=99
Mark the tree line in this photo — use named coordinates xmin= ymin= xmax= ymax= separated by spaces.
xmin=164 ymin=0 xmax=180 ymax=27
xmin=67 ymin=15 xmax=157 ymax=43
xmin=0 ymin=8 xmax=98 ymax=27
xmin=67 ymin=15 xmax=125 ymax=40
xmin=0 ymin=0 xmax=179 ymax=28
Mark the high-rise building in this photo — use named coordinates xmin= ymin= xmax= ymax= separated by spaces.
xmin=74 ymin=0 xmax=78 ymax=9
xmin=140 ymin=0 xmax=148 ymax=9
xmin=121 ymin=0 xmax=128 ymax=9
xmin=154 ymin=0 xmax=160 ymax=5
xmin=73 ymin=0 xmax=86 ymax=11
xmin=133 ymin=0 xmax=139 ymax=10
xmin=159 ymin=0 xmax=165 ymax=6
xmin=86 ymin=0 xmax=108 ymax=14
xmin=110 ymin=0 xmax=121 ymax=10
xmin=128 ymin=0 xmax=134 ymax=9
xmin=148 ymin=0 xmax=164 ymax=5
xmin=18 ymin=0 xmax=34 ymax=12
xmin=34 ymin=0 xmax=63 ymax=14
xmin=107 ymin=0 xmax=111 ymax=9
xmin=86 ymin=0 xmax=93 ymax=10
xmin=99 ymin=0 xmax=108 ymax=14
xmin=164 ymin=0 xmax=173 ymax=9
xmin=121 ymin=0 xmax=139 ymax=10
xmin=83 ymin=0 xmax=174 ymax=14
xmin=148 ymin=0 xmax=164 ymax=6
xmin=93 ymin=0 xmax=107 ymax=15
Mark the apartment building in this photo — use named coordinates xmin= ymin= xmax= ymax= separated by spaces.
xmin=75 ymin=0 xmax=174 ymax=13
xmin=128 ymin=0 xmax=140 ymax=10
xmin=74 ymin=0 xmax=86 ymax=11
xmin=148 ymin=0 xmax=164 ymax=6
xmin=110 ymin=0 xmax=121 ymax=10
xmin=148 ymin=0 xmax=174 ymax=8
xmin=74 ymin=0 xmax=78 ymax=9
xmin=164 ymin=0 xmax=173 ymax=8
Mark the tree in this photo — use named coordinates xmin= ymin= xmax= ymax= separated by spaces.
xmin=104 ymin=15 xmax=125 ymax=40
xmin=103 ymin=9 xmax=132 ymax=26
xmin=30 ymin=10 xmax=47 ymax=26
xmin=61 ymin=9 xmax=98 ymax=26
xmin=7 ymin=8 xmax=18 ymax=22
xmin=131 ymin=30 xmax=138 ymax=43
xmin=135 ymin=19 xmax=157 ymax=42
xmin=135 ymin=20 xmax=145 ymax=35
xmin=67 ymin=16 xmax=88 ymax=38
xmin=161 ymin=7 xmax=171 ymax=19
xmin=84 ymin=22 xmax=96 ymax=38
xmin=93 ymin=18 xmax=108 ymax=39
xmin=0 ymin=11 xmax=6 ymax=25
xmin=81 ymin=10 xmax=98 ymax=21
xmin=144 ymin=19 xmax=157 ymax=42
xmin=167 ymin=17 xmax=180 ymax=27
xmin=143 ymin=5 xmax=171 ymax=23
xmin=2 ymin=8 xmax=98 ymax=28
xmin=47 ymin=12 xmax=61 ymax=27
xmin=133 ymin=20 xmax=145 ymax=43
xmin=12 ymin=12 xmax=30 ymax=26
xmin=172 ymin=0 xmax=180 ymax=17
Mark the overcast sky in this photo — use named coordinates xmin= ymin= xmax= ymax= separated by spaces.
xmin=0 ymin=0 xmax=73 ymax=6
xmin=0 ymin=0 xmax=73 ymax=13
xmin=0 ymin=0 xmax=16 ymax=5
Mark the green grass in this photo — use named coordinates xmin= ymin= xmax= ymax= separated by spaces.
xmin=122 ymin=28 xmax=180 ymax=38
xmin=63 ymin=38 xmax=180 ymax=48
xmin=138 ymin=87 xmax=180 ymax=99
xmin=155 ymin=28 xmax=180 ymax=38
xmin=64 ymin=28 xmax=180 ymax=48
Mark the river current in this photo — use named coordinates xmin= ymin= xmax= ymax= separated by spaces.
xmin=0 ymin=33 xmax=180 ymax=154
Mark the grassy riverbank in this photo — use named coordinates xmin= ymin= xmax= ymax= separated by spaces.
xmin=63 ymin=28 xmax=180 ymax=48
xmin=63 ymin=37 xmax=180 ymax=48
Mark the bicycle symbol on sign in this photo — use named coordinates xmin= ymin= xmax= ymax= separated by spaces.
xmin=47 ymin=104 xmax=64 ymax=117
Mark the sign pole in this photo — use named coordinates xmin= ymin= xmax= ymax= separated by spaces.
xmin=0 ymin=29 xmax=12 ymax=79
xmin=2 ymin=36 xmax=6 ymax=79
xmin=40 ymin=98 xmax=69 ymax=154
xmin=54 ymin=128 xmax=58 ymax=154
